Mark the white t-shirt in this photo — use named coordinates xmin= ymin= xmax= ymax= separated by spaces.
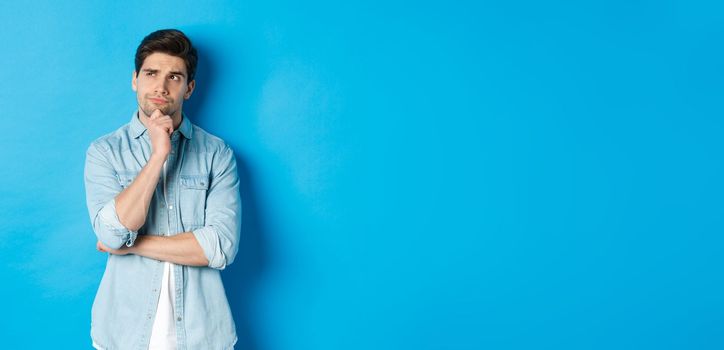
xmin=92 ymin=261 xmax=177 ymax=350
xmin=148 ymin=261 xmax=178 ymax=349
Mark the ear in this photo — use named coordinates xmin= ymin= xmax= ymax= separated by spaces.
xmin=184 ymin=80 xmax=196 ymax=100
xmin=131 ymin=71 xmax=138 ymax=92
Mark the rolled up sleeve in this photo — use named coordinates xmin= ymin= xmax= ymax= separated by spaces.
xmin=84 ymin=143 xmax=139 ymax=250
xmin=192 ymin=145 xmax=242 ymax=270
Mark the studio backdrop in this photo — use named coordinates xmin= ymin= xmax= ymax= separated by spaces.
xmin=0 ymin=1 xmax=723 ymax=349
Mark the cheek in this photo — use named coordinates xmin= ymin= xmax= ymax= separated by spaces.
xmin=173 ymin=89 xmax=187 ymax=101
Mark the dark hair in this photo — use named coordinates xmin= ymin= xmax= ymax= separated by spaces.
xmin=135 ymin=29 xmax=198 ymax=81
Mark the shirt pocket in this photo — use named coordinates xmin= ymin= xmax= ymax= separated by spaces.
xmin=179 ymin=174 xmax=209 ymax=228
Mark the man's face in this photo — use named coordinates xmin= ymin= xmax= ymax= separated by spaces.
xmin=132 ymin=52 xmax=195 ymax=119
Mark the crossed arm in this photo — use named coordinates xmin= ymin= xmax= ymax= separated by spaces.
xmin=86 ymin=141 xmax=240 ymax=270
xmin=92 ymin=151 xmax=208 ymax=266
xmin=97 ymin=232 xmax=208 ymax=266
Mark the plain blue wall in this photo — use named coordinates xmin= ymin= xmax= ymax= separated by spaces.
xmin=1 ymin=1 xmax=723 ymax=349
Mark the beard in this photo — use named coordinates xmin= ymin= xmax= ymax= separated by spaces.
xmin=138 ymin=96 xmax=177 ymax=118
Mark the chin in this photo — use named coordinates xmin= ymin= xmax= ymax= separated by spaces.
xmin=141 ymin=104 xmax=172 ymax=117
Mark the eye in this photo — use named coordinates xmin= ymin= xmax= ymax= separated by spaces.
xmin=169 ymin=75 xmax=179 ymax=81
xmin=145 ymin=72 xmax=155 ymax=76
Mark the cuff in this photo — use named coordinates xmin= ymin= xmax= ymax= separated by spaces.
xmin=192 ymin=226 xmax=227 ymax=270
xmin=98 ymin=198 xmax=139 ymax=247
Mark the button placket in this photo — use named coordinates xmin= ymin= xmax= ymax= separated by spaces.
xmin=169 ymin=138 xmax=182 ymax=235
xmin=163 ymin=144 xmax=178 ymax=236
xmin=167 ymin=182 xmax=176 ymax=235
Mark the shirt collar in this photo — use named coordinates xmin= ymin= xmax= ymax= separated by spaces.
xmin=130 ymin=110 xmax=194 ymax=140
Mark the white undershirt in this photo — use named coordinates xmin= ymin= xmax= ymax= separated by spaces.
xmin=148 ymin=261 xmax=178 ymax=349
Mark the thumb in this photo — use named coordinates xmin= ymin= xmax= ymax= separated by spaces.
xmin=150 ymin=109 xmax=163 ymax=120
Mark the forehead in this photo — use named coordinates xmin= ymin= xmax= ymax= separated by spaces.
xmin=140 ymin=52 xmax=187 ymax=73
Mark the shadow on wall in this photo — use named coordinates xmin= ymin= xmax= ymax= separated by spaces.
xmin=185 ymin=39 xmax=268 ymax=350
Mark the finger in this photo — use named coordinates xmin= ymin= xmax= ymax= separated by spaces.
xmin=150 ymin=117 xmax=170 ymax=126
xmin=160 ymin=120 xmax=174 ymax=134
xmin=154 ymin=117 xmax=172 ymax=127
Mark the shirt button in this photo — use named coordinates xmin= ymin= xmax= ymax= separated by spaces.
xmin=168 ymin=205 xmax=173 ymax=210
xmin=177 ymin=317 xmax=182 ymax=322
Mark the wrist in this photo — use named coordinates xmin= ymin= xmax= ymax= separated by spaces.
xmin=149 ymin=152 xmax=168 ymax=163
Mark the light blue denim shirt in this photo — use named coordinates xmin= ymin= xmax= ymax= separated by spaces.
xmin=84 ymin=111 xmax=241 ymax=349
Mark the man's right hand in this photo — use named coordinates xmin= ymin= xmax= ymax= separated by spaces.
xmin=147 ymin=109 xmax=173 ymax=159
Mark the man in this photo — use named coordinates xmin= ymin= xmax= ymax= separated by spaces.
xmin=84 ymin=29 xmax=241 ymax=349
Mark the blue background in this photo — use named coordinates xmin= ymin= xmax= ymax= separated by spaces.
xmin=1 ymin=1 xmax=723 ymax=349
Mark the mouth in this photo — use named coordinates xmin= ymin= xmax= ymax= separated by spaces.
xmin=149 ymin=97 xmax=168 ymax=104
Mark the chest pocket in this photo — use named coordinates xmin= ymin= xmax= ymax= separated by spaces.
xmin=179 ymin=174 xmax=209 ymax=228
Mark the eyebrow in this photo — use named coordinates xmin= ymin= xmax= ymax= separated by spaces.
xmin=141 ymin=68 xmax=186 ymax=77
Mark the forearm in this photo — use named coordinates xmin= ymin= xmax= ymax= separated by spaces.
xmin=115 ymin=154 xmax=166 ymax=231
xmin=127 ymin=232 xmax=209 ymax=266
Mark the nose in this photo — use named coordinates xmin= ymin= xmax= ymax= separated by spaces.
xmin=154 ymin=79 xmax=169 ymax=96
